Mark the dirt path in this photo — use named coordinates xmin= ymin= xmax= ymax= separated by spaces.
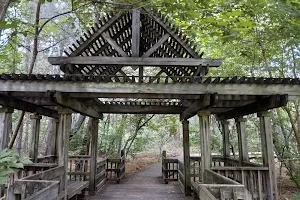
xmin=87 ymin=163 xmax=193 ymax=200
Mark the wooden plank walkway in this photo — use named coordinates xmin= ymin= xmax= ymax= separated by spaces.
xmin=86 ymin=163 xmax=193 ymax=200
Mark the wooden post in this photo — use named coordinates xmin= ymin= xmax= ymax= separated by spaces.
xmin=235 ymin=117 xmax=249 ymax=165
xmin=29 ymin=113 xmax=42 ymax=163
xmin=182 ymin=119 xmax=191 ymax=196
xmin=198 ymin=110 xmax=211 ymax=183
xmin=89 ymin=118 xmax=99 ymax=195
xmin=162 ymin=150 xmax=168 ymax=182
xmin=0 ymin=107 xmax=13 ymax=198
xmin=258 ymin=111 xmax=278 ymax=200
xmin=221 ymin=120 xmax=230 ymax=166
xmin=57 ymin=108 xmax=72 ymax=200
xmin=50 ymin=118 xmax=59 ymax=158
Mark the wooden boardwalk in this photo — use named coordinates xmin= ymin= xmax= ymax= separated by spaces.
xmin=86 ymin=163 xmax=193 ymax=200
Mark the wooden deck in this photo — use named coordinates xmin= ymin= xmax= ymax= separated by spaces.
xmin=86 ymin=163 xmax=193 ymax=200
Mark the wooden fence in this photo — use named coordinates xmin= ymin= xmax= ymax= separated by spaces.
xmin=68 ymin=155 xmax=90 ymax=181
xmin=106 ymin=150 xmax=126 ymax=183
xmin=161 ymin=151 xmax=270 ymax=200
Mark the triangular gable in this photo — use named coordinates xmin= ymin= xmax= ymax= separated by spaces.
xmin=63 ymin=8 xmax=205 ymax=77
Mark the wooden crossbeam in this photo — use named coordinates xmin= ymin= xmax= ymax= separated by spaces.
xmin=0 ymin=81 xmax=298 ymax=101
xmin=180 ymin=94 xmax=216 ymax=120
xmin=48 ymin=57 xmax=222 ymax=67
xmin=145 ymin=8 xmax=200 ymax=58
xmin=142 ymin=33 xmax=170 ymax=58
xmin=50 ymin=92 xmax=103 ymax=119
xmin=70 ymin=13 xmax=122 ymax=56
xmin=0 ymin=93 xmax=58 ymax=118
xmin=95 ymin=104 xmax=184 ymax=114
xmin=101 ymin=32 xmax=128 ymax=57
xmin=132 ymin=8 xmax=140 ymax=57
xmin=217 ymin=94 xmax=288 ymax=120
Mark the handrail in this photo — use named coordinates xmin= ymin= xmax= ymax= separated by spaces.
xmin=106 ymin=149 xmax=125 ymax=183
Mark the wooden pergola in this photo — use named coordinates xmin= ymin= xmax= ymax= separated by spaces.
xmin=0 ymin=7 xmax=298 ymax=200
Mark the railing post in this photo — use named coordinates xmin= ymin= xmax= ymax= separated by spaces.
xmin=121 ymin=149 xmax=125 ymax=180
xmin=235 ymin=117 xmax=249 ymax=166
xmin=57 ymin=108 xmax=72 ymax=200
xmin=89 ymin=118 xmax=99 ymax=195
xmin=182 ymin=119 xmax=191 ymax=196
xmin=0 ymin=107 xmax=13 ymax=198
xmin=258 ymin=111 xmax=278 ymax=200
xmin=162 ymin=150 xmax=168 ymax=183
xmin=198 ymin=110 xmax=211 ymax=183
xmin=50 ymin=118 xmax=59 ymax=159
xmin=29 ymin=113 xmax=42 ymax=163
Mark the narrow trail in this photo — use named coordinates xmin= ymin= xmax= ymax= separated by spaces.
xmin=87 ymin=163 xmax=193 ymax=200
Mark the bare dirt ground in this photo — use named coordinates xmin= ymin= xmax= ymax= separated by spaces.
xmin=125 ymin=152 xmax=300 ymax=200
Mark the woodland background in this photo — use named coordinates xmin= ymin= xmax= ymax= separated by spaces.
xmin=1 ymin=0 xmax=300 ymax=198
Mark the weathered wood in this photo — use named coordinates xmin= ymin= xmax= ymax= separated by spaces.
xmin=102 ymin=32 xmax=128 ymax=57
xmin=89 ymin=118 xmax=99 ymax=195
xmin=0 ymin=93 xmax=58 ymax=118
xmin=198 ymin=110 xmax=211 ymax=182
xmin=235 ymin=117 xmax=249 ymax=165
xmin=132 ymin=8 xmax=140 ymax=58
xmin=182 ymin=119 xmax=191 ymax=196
xmin=2 ymin=81 xmax=299 ymax=101
xmin=142 ymin=33 xmax=170 ymax=58
xmin=258 ymin=111 xmax=278 ymax=200
xmin=96 ymin=104 xmax=185 ymax=114
xmin=218 ymin=95 xmax=288 ymax=120
xmin=57 ymin=108 xmax=72 ymax=200
xmin=69 ymin=13 xmax=122 ymax=56
xmin=221 ymin=120 xmax=230 ymax=161
xmin=50 ymin=119 xmax=59 ymax=156
xmin=199 ymin=185 xmax=217 ymax=200
xmin=48 ymin=56 xmax=222 ymax=67
xmin=50 ymin=91 xmax=103 ymax=119
xmin=180 ymin=94 xmax=213 ymax=120
xmin=29 ymin=114 xmax=42 ymax=162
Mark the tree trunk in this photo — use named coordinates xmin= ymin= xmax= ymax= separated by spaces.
xmin=0 ymin=0 xmax=10 ymax=21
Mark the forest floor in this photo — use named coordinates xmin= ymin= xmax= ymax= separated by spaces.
xmin=124 ymin=151 xmax=299 ymax=200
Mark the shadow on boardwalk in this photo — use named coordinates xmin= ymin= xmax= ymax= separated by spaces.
xmin=86 ymin=163 xmax=193 ymax=200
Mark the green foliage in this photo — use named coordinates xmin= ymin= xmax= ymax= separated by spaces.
xmin=0 ymin=149 xmax=32 ymax=184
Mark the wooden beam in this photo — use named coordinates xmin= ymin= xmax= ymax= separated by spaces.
xmin=217 ymin=95 xmax=288 ymax=120
xmin=142 ymin=33 xmax=170 ymax=58
xmin=48 ymin=56 xmax=222 ymax=67
xmin=0 ymin=81 xmax=299 ymax=101
xmin=132 ymin=8 xmax=140 ymax=57
xmin=89 ymin=118 xmax=99 ymax=195
xmin=96 ymin=104 xmax=185 ymax=114
xmin=101 ymin=32 xmax=128 ymax=57
xmin=182 ymin=119 xmax=191 ymax=196
xmin=145 ymin=8 xmax=200 ymax=58
xmin=180 ymin=94 xmax=215 ymax=120
xmin=29 ymin=114 xmax=42 ymax=163
xmin=50 ymin=92 xmax=103 ymax=119
xmin=70 ymin=13 xmax=122 ymax=56
xmin=0 ymin=93 xmax=58 ymax=118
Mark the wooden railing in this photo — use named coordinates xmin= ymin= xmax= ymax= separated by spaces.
xmin=37 ymin=155 xmax=57 ymax=163
xmin=68 ymin=155 xmax=90 ymax=181
xmin=14 ymin=166 xmax=64 ymax=200
xmin=106 ymin=150 xmax=125 ymax=183
xmin=212 ymin=166 xmax=269 ymax=200
xmin=190 ymin=156 xmax=201 ymax=182
xmin=162 ymin=151 xmax=179 ymax=183
xmin=95 ymin=159 xmax=106 ymax=191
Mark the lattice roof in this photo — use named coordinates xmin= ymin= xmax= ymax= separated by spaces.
xmin=57 ymin=8 xmax=216 ymax=78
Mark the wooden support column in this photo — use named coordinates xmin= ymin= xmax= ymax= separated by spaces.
xmin=182 ymin=119 xmax=191 ymax=196
xmin=50 ymin=118 xmax=59 ymax=157
xmin=89 ymin=118 xmax=99 ymax=195
xmin=29 ymin=113 xmax=42 ymax=163
xmin=235 ymin=117 xmax=249 ymax=165
xmin=221 ymin=120 xmax=230 ymax=166
xmin=258 ymin=111 xmax=278 ymax=200
xmin=198 ymin=110 xmax=211 ymax=183
xmin=57 ymin=108 xmax=72 ymax=200
xmin=0 ymin=107 xmax=13 ymax=198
